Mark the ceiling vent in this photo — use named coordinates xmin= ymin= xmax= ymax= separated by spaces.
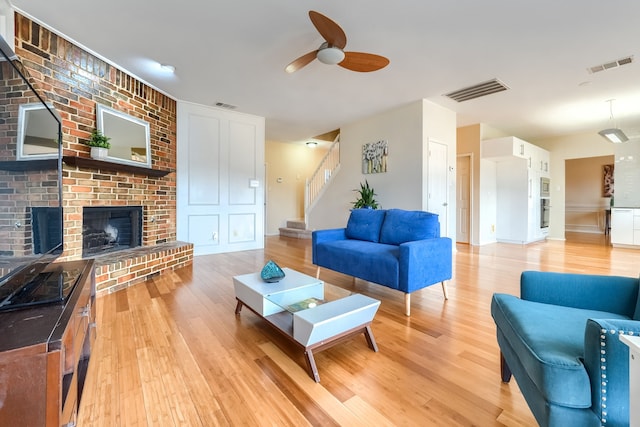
xmin=588 ymin=56 xmax=634 ymax=74
xmin=444 ymin=78 xmax=509 ymax=102
xmin=214 ymin=101 xmax=237 ymax=110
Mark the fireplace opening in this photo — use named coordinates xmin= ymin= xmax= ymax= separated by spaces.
xmin=82 ymin=206 xmax=142 ymax=257
xmin=32 ymin=207 xmax=63 ymax=254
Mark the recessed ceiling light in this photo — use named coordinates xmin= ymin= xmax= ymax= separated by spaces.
xmin=160 ymin=64 xmax=176 ymax=73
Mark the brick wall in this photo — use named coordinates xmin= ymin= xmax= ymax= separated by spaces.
xmin=13 ymin=14 xmax=192 ymax=292
xmin=15 ymin=14 xmax=177 ymax=258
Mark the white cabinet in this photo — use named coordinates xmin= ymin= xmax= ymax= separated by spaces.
xmin=539 ymin=149 xmax=550 ymax=177
xmin=620 ymin=335 xmax=640 ymax=427
xmin=483 ymin=137 xmax=550 ymax=244
xmin=529 ymin=144 xmax=550 ymax=177
xmin=482 ymin=136 xmax=529 ymax=160
xmin=611 ymin=208 xmax=640 ymax=247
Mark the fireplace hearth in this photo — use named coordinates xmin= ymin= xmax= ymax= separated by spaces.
xmin=82 ymin=206 xmax=142 ymax=257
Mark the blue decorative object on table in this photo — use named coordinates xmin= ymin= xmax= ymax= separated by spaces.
xmin=261 ymin=260 xmax=285 ymax=282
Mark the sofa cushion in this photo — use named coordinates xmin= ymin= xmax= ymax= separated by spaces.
xmin=345 ymin=208 xmax=386 ymax=242
xmin=379 ymin=209 xmax=439 ymax=245
xmin=491 ymin=293 xmax=630 ymax=408
xmin=314 ymin=239 xmax=400 ymax=289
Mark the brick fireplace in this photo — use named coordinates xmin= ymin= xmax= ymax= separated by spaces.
xmin=15 ymin=14 xmax=193 ymax=293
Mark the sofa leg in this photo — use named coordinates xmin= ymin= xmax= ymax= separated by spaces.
xmin=315 ymin=266 xmax=320 ymax=279
xmin=404 ymin=293 xmax=411 ymax=316
xmin=500 ymin=352 xmax=512 ymax=383
xmin=441 ymin=281 xmax=449 ymax=300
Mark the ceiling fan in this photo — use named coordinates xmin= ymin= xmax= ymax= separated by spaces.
xmin=285 ymin=11 xmax=390 ymax=73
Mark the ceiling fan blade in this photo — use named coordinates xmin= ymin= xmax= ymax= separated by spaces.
xmin=339 ymin=52 xmax=390 ymax=72
xmin=285 ymin=50 xmax=318 ymax=73
xmin=309 ymin=11 xmax=347 ymax=49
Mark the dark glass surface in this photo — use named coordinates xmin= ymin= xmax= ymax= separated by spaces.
xmin=0 ymin=34 xmax=63 ymax=311
xmin=0 ymin=264 xmax=81 ymax=312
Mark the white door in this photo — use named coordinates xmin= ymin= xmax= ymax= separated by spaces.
xmin=177 ymin=102 xmax=265 ymax=255
xmin=456 ymin=155 xmax=471 ymax=243
xmin=427 ymin=140 xmax=449 ymax=237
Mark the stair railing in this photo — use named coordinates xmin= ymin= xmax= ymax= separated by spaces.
xmin=304 ymin=134 xmax=340 ymax=226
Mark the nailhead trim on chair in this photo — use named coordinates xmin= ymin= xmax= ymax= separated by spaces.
xmin=599 ymin=328 xmax=636 ymax=426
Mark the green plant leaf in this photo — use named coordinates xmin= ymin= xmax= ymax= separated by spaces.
xmin=352 ymin=180 xmax=379 ymax=209
xmin=85 ymin=129 xmax=111 ymax=149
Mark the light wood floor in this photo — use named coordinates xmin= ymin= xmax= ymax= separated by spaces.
xmin=78 ymin=233 xmax=638 ymax=426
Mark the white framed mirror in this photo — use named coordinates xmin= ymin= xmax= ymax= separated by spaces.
xmin=17 ymin=103 xmax=60 ymax=160
xmin=96 ymin=104 xmax=151 ymax=168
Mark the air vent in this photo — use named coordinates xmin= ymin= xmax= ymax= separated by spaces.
xmin=444 ymin=79 xmax=509 ymax=102
xmin=588 ymin=56 xmax=634 ymax=74
xmin=214 ymin=101 xmax=237 ymax=110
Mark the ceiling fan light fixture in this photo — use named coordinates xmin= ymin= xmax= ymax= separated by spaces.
xmin=317 ymin=46 xmax=345 ymax=65
xmin=598 ymin=128 xmax=629 ymax=143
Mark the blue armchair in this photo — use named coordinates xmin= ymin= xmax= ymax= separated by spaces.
xmin=491 ymin=271 xmax=640 ymax=427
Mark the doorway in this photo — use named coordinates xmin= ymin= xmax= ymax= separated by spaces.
xmin=456 ymin=154 xmax=471 ymax=244
xmin=427 ymin=139 xmax=449 ymax=237
xmin=564 ymin=155 xmax=613 ymax=236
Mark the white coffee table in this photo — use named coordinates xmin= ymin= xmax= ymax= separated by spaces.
xmin=233 ymin=268 xmax=380 ymax=382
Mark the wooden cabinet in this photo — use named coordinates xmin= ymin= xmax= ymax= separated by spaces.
xmin=611 ymin=208 xmax=640 ymax=248
xmin=0 ymin=259 xmax=95 ymax=426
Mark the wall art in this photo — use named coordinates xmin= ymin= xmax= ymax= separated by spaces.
xmin=603 ymin=163 xmax=614 ymax=197
xmin=362 ymin=140 xmax=388 ymax=174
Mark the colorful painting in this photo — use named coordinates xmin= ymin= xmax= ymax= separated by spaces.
xmin=362 ymin=140 xmax=388 ymax=174
xmin=603 ymin=164 xmax=614 ymax=197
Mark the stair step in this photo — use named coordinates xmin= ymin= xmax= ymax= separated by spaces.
xmin=286 ymin=219 xmax=306 ymax=230
xmin=279 ymin=227 xmax=312 ymax=239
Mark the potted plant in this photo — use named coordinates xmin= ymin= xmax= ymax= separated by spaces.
xmin=85 ymin=129 xmax=111 ymax=160
xmin=352 ymin=180 xmax=379 ymax=209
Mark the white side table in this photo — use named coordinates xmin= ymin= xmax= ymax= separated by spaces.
xmin=620 ymin=334 xmax=640 ymax=427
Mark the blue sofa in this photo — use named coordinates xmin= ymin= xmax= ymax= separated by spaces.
xmin=491 ymin=271 xmax=640 ymax=427
xmin=312 ymin=208 xmax=452 ymax=316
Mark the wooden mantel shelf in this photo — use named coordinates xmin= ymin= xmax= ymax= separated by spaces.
xmin=62 ymin=156 xmax=172 ymax=177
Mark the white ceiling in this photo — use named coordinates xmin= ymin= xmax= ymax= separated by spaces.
xmin=12 ymin=0 xmax=640 ymax=144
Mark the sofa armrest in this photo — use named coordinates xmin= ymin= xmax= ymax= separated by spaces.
xmin=398 ymin=237 xmax=452 ymax=293
xmin=584 ymin=318 xmax=640 ymax=426
xmin=312 ymin=228 xmax=346 ymax=264
xmin=520 ymin=271 xmax=639 ymax=317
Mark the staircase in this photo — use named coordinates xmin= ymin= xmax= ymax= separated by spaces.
xmin=278 ymin=219 xmax=312 ymax=239
xmin=278 ymin=134 xmax=341 ymax=239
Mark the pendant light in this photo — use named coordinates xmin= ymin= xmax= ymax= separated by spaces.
xmin=598 ymin=99 xmax=628 ymax=143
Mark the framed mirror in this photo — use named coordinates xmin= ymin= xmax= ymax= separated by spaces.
xmin=17 ymin=103 xmax=60 ymax=160
xmin=96 ymin=104 xmax=151 ymax=168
